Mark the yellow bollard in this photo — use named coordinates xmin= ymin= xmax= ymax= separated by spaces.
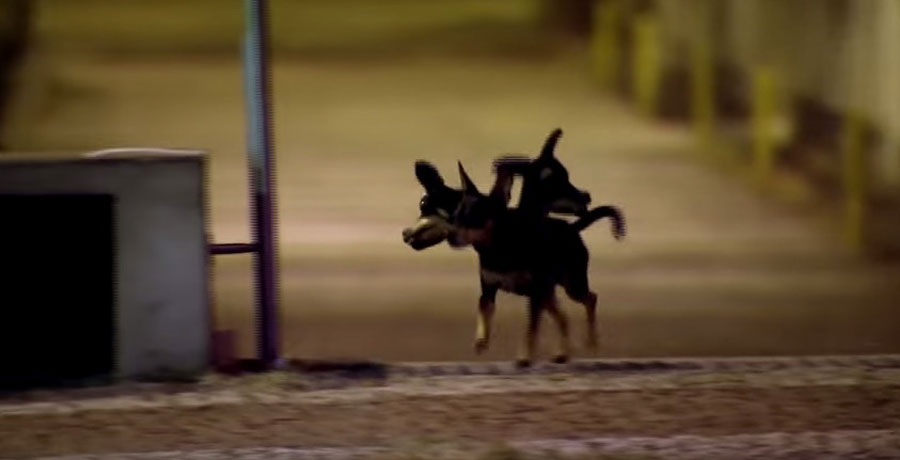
xmin=590 ymin=0 xmax=622 ymax=90
xmin=631 ymin=12 xmax=661 ymax=117
xmin=752 ymin=66 xmax=776 ymax=184
xmin=842 ymin=111 xmax=866 ymax=251
xmin=690 ymin=10 xmax=714 ymax=154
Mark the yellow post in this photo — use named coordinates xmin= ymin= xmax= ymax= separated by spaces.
xmin=591 ymin=0 xmax=622 ymax=90
xmin=752 ymin=66 xmax=776 ymax=183
xmin=690 ymin=1 xmax=714 ymax=153
xmin=842 ymin=110 xmax=866 ymax=251
xmin=631 ymin=11 xmax=661 ymax=117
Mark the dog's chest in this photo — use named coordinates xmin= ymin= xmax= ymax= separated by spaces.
xmin=480 ymin=268 xmax=533 ymax=293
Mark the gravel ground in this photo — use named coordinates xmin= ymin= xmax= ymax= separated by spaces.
xmin=16 ymin=430 xmax=900 ymax=460
xmin=2 ymin=356 xmax=899 ymax=459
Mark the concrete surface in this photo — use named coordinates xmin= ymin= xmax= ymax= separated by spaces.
xmin=0 ymin=152 xmax=210 ymax=378
xmin=4 ymin=54 xmax=899 ymax=362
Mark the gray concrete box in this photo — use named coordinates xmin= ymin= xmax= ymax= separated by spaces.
xmin=0 ymin=149 xmax=210 ymax=380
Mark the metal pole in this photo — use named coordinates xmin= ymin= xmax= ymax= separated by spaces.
xmin=243 ymin=0 xmax=280 ymax=366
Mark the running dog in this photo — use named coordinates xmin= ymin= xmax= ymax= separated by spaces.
xmin=492 ymin=128 xmax=592 ymax=218
xmin=449 ymin=162 xmax=624 ymax=367
xmin=402 ymin=128 xmax=594 ymax=250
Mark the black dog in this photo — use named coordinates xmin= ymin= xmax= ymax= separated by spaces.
xmin=401 ymin=161 xmax=623 ymax=364
xmin=402 ymin=128 xmax=593 ymax=251
xmin=450 ymin=162 xmax=624 ymax=367
xmin=402 ymin=128 xmax=624 ymax=365
xmin=401 ymin=160 xmax=464 ymax=251
xmin=493 ymin=128 xmax=592 ymax=218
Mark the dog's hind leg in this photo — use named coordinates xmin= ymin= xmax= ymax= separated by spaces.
xmin=564 ymin=275 xmax=599 ymax=352
xmin=475 ymin=281 xmax=498 ymax=354
xmin=582 ymin=291 xmax=599 ymax=351
xmin=516 ymin=295 xmax=545 ymax=368
xmin=545 ymin=295 xmax=571 ymax=364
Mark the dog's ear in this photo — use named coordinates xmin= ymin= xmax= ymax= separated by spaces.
xmin=489 ymin=169 xmax=514 ymax=205
xmin=539 ymin=128 xmax=563 ymax=160
xmin=415 ymin=160 xmax=444 ymax=191
xmin=457 ymin=161 xmax=481 ymax=196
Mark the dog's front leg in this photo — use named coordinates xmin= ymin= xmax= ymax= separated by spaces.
xmin=475 ymin=280 xmax=498 ymax=354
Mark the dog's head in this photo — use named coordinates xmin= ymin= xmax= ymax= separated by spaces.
xmin=448 ymin=162 xmax=513 ymax=248
xmin=402 ymin=161 xmax=462 ymax=250
xmin=494 ymin=128 xmax=591 ymax=215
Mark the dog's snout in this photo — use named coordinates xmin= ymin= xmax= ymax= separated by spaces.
xmin=582 ymin=191 xmax=591 ymax=203
xmin=402 ymin=227 xmax=414 ymax=241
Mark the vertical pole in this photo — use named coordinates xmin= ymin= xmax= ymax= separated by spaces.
xmin=752 ymin=66 xmax=776 ymax=183
xmin=243 ymin=0 xmax=280 ymax=366
xmin=631 ymin=11 xmax=661 ymax=117
xmin=691 ymin=0 xmax=714 ymax=154
xmin=876 ymin=0 xmax=900 ymax=187
xmin=591 ymin=0 xmax=621 ymax=90
xmin=842 ymin=110 xmax=866 ymax=252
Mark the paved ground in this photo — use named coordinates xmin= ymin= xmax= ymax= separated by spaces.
xmin=2 ymin=356 xmax=899 ymax=459
xmin=10 ymin=53 xmax=899 ymax=361
xmin=5 ymin=10 xmax=900 ymax=460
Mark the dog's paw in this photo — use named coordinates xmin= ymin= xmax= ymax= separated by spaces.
xmin=551 ymin=354 xmax=569 ymax=364
xmin=514 ymin=358 xmax=532 ymax=369
xmin=473 ymin=338 xmax=489 ymax=354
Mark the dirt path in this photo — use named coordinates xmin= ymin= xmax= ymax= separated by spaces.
xmin=2 ymin=357 xmax=899 ymax=459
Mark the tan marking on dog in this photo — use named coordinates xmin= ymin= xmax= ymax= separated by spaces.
xmin=480 ymin=269 xmax=532 ymax=292
xmin=404 ymin=217 xmax=450 ymax=244
xmin=474 ymin=297 xmax=495 ymax=354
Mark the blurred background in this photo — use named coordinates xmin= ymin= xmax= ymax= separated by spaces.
xmin=1 ymin=0 xmax=898 ymax=362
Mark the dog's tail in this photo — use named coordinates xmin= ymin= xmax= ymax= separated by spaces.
xmin=571 ymin=205 xmax=626 ymax=240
